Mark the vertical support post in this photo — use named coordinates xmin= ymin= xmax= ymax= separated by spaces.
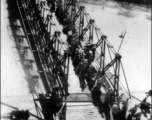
xmin=42 ymin=6 xmax=45 ymax=19
xmin=98 ymin=39 xmax=106 ymax=87
xmin=49 ymin=21 xmax=52 ymax=37
xmin=67 ymin=57 xmax=70 ymax=78
xmin=79 ymin=6 xmax=85 ymax=41
xmin=66 ymin=56 xmax=70 ymax=93
xmin=89 ymin=19 xmax=95 ymax=43
xmin=45 ymin=15 xmax=52 ymax=37
xmin=54 ymin=32 xmax=57 ymax=50
xmin=62 ymin=0 xmax=65 ymax=10
xmin=95 ymin=38 xmax=106 ymax=87
xmin=114 ymin=54 xmax=121 ymax=97
xmin=100 ymin=39 xmax=106 ymax=70
xmin=71 ymin=0 xmax=76 ymax=22
xmin=56 ymin=34 xmax=60 ymax=62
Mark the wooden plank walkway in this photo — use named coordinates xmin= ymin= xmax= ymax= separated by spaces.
xmin=66 ymin=104 xmax=105 ymax=120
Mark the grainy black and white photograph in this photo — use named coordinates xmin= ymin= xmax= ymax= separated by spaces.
xmin=1 ymin=0 xmax=151 ymax=120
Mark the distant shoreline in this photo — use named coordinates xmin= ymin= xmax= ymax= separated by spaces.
xmin=79 ymin=0 xmax=151 ymax=6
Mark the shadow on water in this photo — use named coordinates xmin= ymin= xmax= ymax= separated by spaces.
xmin=6 ymin=0 xmax=38 ymax=93
xmin=118 ymin=11 xmax=135 ymax=18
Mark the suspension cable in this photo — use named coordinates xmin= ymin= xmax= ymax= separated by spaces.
xmin=119 ymin=80 xmax=130 ymax=96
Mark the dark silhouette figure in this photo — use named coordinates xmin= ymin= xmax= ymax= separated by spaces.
xmin=112 ymin=98 xmax=129 ymax=120
xmin=102 ymin=100 xmax=111 ymax=120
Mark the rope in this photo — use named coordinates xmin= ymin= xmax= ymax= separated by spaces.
xmin=120 ymin=61 xmax=131 ymax=98
xmin=119 ymin=80 xmax=130 ymax=96
xmin=131 ymin=95 xmax=152 ymax=108
xmin=118 ymin=29 xmax=126 ymax=53
xmin=107 ymin=46 xmax=115 ymax=71
xmin=128 ymin=97 xmax=133 ymax=107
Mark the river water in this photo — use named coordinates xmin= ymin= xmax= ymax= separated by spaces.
xmin=81 ymin=1 xmax=151 ymax=92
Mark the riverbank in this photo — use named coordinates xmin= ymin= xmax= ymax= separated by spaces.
xmin=113 ymin=0 xmax=151 ymax=4
xmin=80 ymin=0 xmax=151 ymax=8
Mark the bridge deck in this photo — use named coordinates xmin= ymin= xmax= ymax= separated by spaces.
xmin=66 ymin=104 xmax=105 ymax=120
xmin=51 ymin=12 xmax=105 ymax=119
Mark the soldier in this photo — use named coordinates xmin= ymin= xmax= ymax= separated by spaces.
xmin=67 ymin=34 xmax=72 ymax=45
xmin=139 ymin=97 xmax=151 ymax=116
xmin=62 ymin=25 xmax=72 ymax=35
xmin=86 ymin=50 xmax=94 ymax=66
xmin=64 ymin=17 xmax=72 ymax=26
xmin=21 ymin=110 xmax=30 ymax=120
xmin=77 ymin=58 xmax=88 ymax=90
xmin=84 ymin=42 xmax=96 ymax=58
xmin=55 ymin=4 xmax=64 ymax=24
xmin=48 ymin=0 xmax=56 ymax=12
xmin=127 ymin=104 xmax=138 ymax=120
xmin=65 ymin=45 xmax=72 ymax=57
xmin=112 ymin=98 xmax=130 ymax=120
xmin=37 ymin=0 xmax=46 ymax=12
xmin=69 ymin=32 xmax=79 ymax=59
xmin=86 ymin=64 xmax=97 ymax=89
xmin=105 ymin=88 xmax=115 ymax=107
xmin=71 ymin=32 xmax=79 ymax=46
xmin=101 ymin=89 xmax=115 ymax=120
xmin=102 ymin=97 xmax=111 ymax=120
xmin=133 ymin=112 xmax=142 ymax=120
xmin=146 ymin=90 xmax=152 ymax=98
xmin=73 ymin=47 xmax=85 ymax=69
xmin=62 ymin=12 xmax=71 ymax=25
xmin=78 ymin=47 xmax=85 ymax=60
xmin=11 ymin=110 xmax=30 ymax=120
xmin=72 ymin=47 xmax=81 ymax=68
xmin=91 ymin=85 xmax=102 ymax=106
xmin=40 ymin=1 xmax=49 ymax=19
xmin=89 ymin=77 xmax=96 ymax=90
xmin=71 ymin=26 xmax=77 ymax=34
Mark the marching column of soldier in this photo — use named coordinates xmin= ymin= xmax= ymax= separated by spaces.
xmin=47 ymin=1 xmax=152 ymax=120
xmin=14 ymin=0 xmax=151 ymax=120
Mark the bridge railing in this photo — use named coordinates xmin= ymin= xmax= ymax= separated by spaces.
xmin=54 ymin=0 xmax=126 ymax=97
xmin=16 ymin=0 xmax=72 ymax=96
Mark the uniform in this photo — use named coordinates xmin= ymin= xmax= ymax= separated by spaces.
xmin=78 ymin=59 xmax=88 ymax=90
xmin=86 ymin=65 xmax=97 ymax=89
xmin=112 ymin=98 xmax=129 ymax=120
